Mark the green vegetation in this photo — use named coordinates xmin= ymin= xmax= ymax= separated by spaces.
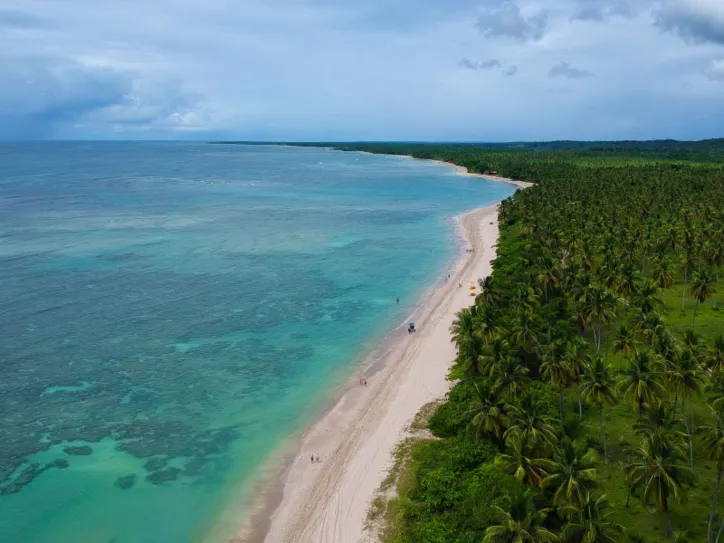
xmin=337 ymin=141 xmax=724 ymax=543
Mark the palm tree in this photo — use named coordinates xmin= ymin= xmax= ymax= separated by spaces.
xmin=496 ymin=435 xmax=551 ymax=488
xmin=690 ymin=267 xmax=717 ymax=327
xmin=483 ymin=488 xmax=560 ymax=543
xmin=709 ymin=334 xmax=724 ymax=375
xmin=635 ymin=277 xmax=663 ymax=314
xmin=565 ymin=340 xmax=590 ymax=421
xmin=700 ymin=408 xmax=724 ymax=542
xmin=479 ymin=334 xmax=514 ymax=376
xmin=612 ymin=321 xmax=637 ymax=358
xmin=450 ymin=305 xmax=477 ymax=348
xmin=617 ymin=349 xmax=666 ymax=416
xmin=509 ymin=309 xmax=541 ymax=353
xmin=580 ymin=357 xmax=617 ymax=462
xmin=632 ymin=403 xmax=685 ymax=445
xmin=467 ymin=380 xmax=509 ymax=444
xmin=492 ymin=356 xmax=531 ymax=402
xmin=504 ymin=394 xmax=558 ymax=452
xmin=667 ymin=348 xmax=704 ymax=467
xmin=624 ymin=431 xmax=694 ymax=538
xmin=585 ymin=285 xmax=618 ymax=356
xmin=652 ymin=258 xmax=674 ymax=290
xmin=479 ymin=275 xmax=502 ymax=307
xmin=542 ymin=438 xmax=597 ymax=506
xmin=681 ymin=250 xmax=697 ymax=313
xmin=561 ymin=493 xmax=624 ymax=543
xmin=540 ymin=340 xmax=572 ymax=425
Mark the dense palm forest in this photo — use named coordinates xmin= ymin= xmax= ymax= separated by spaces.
xmin=330 ymin=142 xmax=724 ymax=543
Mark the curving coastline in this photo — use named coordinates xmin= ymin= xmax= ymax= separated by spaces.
xmin=235 ymin=199 xmax=503 ymax=543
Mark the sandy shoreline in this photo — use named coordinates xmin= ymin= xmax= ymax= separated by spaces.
xmin=233 ymin=197 xmax=502 ymax=543
xmin=427 ymin=159 xmax=534 ymax=189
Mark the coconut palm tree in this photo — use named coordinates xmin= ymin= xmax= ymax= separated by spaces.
xmin=504 ymin=394 xmax=558 ymax=452
xmin=585 ymin=285 xmax=618 ymax=357
xmin=652 ymin=258 xmax=674 ymax=290
xmin=667 ymin=348 xmax=704 ymax=467
xmin=541 ymin=438 xmax=597 ymax=506
xmin=624 ymin=431 xmax=694 ymax=538
xmin=690 ymin=267 xmax=718 ymax=327
xmin=483 ymin=488 xmax=560 ymax=543
xmin=632 ymin=403 xmax=685 ymax=444
xmin=580 ymin=357 xmax=617 ymax=463
xmin=492 ymin=356 xmax=531 ymax=402
xmin=450 ymin=305 xmax=477 ymax=348
xmin=700 ymin=408 xmax=724 ymax=542
xmin=561 ymin=493 xmax=624 ymax=543
xmin=709 ymin=334 xmax=724 ymax=375
xmin=479 ymin=334 xmax=514 ymax=376
xmin=496 ymin=435 xmax=552 ymax=488
xmin=681 ymin=250 xmax=698 ymax=314
xmin=479 ymin=275 xmax=502 ymax=307
xmin=565 ymin=340 xmax=590 ymax=421
xmin=467 ymin=380 xmax=509 ymax=444
xmin=636 ymin=277 xmax=663 ymax=314
xmin=617 ymin=349 xmax=666 ymax=416
xmin=612 ymin=321 xmax=637 ymax=358
xmin=540 ymin=340 xmax=572 ymax=425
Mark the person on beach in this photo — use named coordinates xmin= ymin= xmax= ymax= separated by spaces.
xmin=310 ymin=454 xmax=314 ymax=464
xmin=316 ymin=454 xmax=321 ymax=463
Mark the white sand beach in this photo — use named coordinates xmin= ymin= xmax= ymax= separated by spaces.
xmin=242 ymin=202 xmax=502 ymax=543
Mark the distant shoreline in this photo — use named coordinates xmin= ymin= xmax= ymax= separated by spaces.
xmin=359 ymin=151 xmax=534 ymax=190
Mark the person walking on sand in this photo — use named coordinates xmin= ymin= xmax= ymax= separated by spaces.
xmin=310 ymin=453 xmax=314 ymax=464
xmin=315 ymin=454 xmax=321 ymax=463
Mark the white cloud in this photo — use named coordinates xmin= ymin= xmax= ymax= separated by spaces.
xmin=706 ymin=59 xmax=724 ymax=80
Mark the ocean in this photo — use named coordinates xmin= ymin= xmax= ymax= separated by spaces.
xmin=0 ymin=142 xmax=514 ymax=543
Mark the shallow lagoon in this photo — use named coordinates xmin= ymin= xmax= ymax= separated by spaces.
xmin=0 ymin=142 xmax=514 ymax=542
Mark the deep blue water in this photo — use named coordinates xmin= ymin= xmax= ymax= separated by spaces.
xmin=0 ymin=142 xmax=514 ymax=543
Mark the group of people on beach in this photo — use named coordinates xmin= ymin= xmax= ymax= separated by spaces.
xmin=310 ymin=453 xmax=321 ymax=464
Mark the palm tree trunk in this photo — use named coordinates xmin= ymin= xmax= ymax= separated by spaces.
xmin=716 ymin=514 xmax=724 ymax=543
xmin=577 ymin=384 xmax=583 ymax=421
xmin=682 ymin=398 xmax=694 ymax=469
xmin=709 ymin=466 xmax=723 ymax=543
xmin=600 ymin=404 xmax=607 ymax=463
xmin=559 ymin=383 xmax=564 ymax=427
xmin=691 ymin=402 xmax=696 ymax=467
xmin=626 ymin=482 xmax=634 ymax=507
xmin=693 ymin=299 xmax=700 ymax=328
xmin=682 ymin=268 xmax=688 ymax=313
xmin=666 ymin=504 xmax=673 ymax=538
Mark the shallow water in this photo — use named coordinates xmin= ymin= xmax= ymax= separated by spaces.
xmin=0 ymin=142 xmax=514 ymax=543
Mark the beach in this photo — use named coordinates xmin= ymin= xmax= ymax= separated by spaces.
xmin=244 ymin=201 xmax=502 ymax=543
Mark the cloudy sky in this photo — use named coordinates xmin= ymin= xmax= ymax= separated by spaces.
xmin=1 ymin=0 xmax=724 ymax=140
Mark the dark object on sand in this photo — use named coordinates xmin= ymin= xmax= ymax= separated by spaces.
xmin=408 ymin=322 xmax=416 ymax=334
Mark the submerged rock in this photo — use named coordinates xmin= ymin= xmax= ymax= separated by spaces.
xmin=143 ymin=456 xmax=167 ymax=471
xmin=64 ymin=445 xmax=93 ymax=456
xmin=145 ymin=467 xmax=181 ymax=485
xmin=47 ymin=458 xmax=70 ymax=470
xmin=114 ymin=474 xmax=137 ymax=490
xmin=181 ymin=456 xmax=206 ymax=477
xmin=1 ymin=463 xmax=44 ymax=495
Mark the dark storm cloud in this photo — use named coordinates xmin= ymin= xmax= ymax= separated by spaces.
xmin=654 ymin=0 xmax=724 ymax=45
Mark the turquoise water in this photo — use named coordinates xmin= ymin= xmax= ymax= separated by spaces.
xmin=0 ymin=142 xmax=514 ymax=543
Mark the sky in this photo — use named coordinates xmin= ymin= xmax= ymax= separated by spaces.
xmin=1 ymin=0 xmax=724 ymax=141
